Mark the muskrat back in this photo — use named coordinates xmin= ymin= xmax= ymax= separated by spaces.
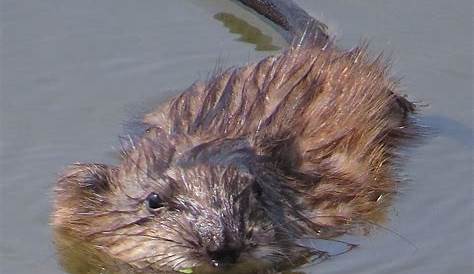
xmin=52 ymin=1 xmax=418 ymax=273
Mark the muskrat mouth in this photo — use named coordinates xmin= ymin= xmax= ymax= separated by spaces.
xmin=208 ymin=248 xmax=241 ymax=267
xmin=183 ymin=244 xmax=320 ymax=274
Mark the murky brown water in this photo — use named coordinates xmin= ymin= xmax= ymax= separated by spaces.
xmin=1 ymin=0 xmax=472 ymax=273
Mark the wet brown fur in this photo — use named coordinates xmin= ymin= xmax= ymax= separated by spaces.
xmin=142 ymin=41 xmax=415 ymax=224
xmin=52 ymin=3 xmax=414 ymax=270
xmin=52 ymin=24 xmax=416 ymax=273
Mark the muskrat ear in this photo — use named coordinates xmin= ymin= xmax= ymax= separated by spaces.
xmin=53 ymin=163 xmax=114 ymax=227
xmin=56 ymin=163 xmax=112 ymax=194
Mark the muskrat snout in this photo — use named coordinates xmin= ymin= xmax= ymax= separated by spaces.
xmin=192 ymin=191 xmax=246 ymax=267
xmin=203 ymin=231 xmax=243 ymax=267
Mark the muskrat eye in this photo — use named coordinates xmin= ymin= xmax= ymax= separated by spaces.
xmin=146 ymin=192 xmax=164 ymax=210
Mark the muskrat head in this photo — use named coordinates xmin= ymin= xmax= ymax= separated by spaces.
xmin=53 ymin=131 xmax=308 ymax=273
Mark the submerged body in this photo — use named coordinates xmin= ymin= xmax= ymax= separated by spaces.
xmin=52 ymin=1 xmax=417 ymax=273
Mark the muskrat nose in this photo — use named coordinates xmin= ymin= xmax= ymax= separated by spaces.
xmin=207 ymin=247 xmax=241 ymax=267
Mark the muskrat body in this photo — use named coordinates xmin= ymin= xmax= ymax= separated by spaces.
xmin=52 ymin=1 xmax=417 ymax=273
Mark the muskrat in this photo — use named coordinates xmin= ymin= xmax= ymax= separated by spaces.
xmin=52 ymin=0 xmax=417 ymax=273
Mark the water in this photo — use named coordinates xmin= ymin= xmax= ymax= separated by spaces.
xmin=1 ymin=0 xmax=472 ymax=273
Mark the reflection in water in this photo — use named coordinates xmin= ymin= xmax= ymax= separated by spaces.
xmin=54 ymin=229 xmax=127 ymax=274
xmin=54 ymin=223 xmax=367 ymax=274
xmin=54 ymin=228 xmax=327 ymax=274
xmin=213 ymin=12 xmax=280 ymax=51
